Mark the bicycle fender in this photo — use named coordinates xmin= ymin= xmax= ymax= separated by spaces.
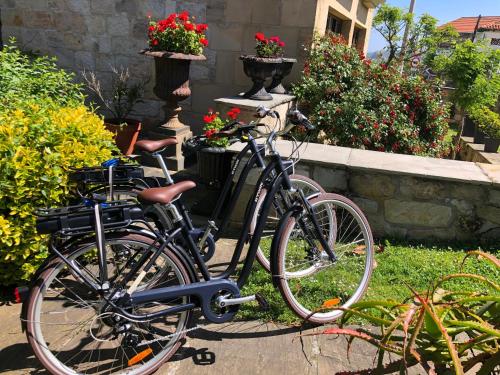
xmin=270 ymin=204 xmax=303 ymax=288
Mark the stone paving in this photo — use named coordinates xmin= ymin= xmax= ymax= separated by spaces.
xmin=0 ymin=237 xmax=424 ymax=374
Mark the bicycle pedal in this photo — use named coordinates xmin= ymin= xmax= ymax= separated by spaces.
xmin=255 ymin=293 xmax=270 ymax=311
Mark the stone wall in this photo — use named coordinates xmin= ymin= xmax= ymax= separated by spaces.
xmin=0 ymin=0 xmax=378 ymax=135
xmin=228 ymin=141 xmax=500 ymax=242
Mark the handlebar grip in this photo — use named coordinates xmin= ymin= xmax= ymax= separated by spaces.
xmin=287 ymin=109 xmax=316 ymax=131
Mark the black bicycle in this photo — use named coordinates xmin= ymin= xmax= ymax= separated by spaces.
xmin=24 ymin=110 xmax=374 ymax=374
xmin=69 ymin=107 xmax=324 ymax=268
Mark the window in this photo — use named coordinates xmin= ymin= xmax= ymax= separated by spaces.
xmin=326 ymin=13 xmax=343 ymax=34
xmin=352 ymin=28 xmax=361 ymax=47
xmin=491 ymin=38 xmax=500 ymax=46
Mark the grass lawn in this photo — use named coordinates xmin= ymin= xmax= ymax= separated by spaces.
xmin=238 ymin=240 xmax=499 ymax=325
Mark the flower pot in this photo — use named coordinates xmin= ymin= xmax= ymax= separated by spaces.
xmin=104 ymin=119 xmax=142 ymax=156
xmin=141 ymin=50 xmax=206 ymax=129
xmin=473 ymin=127 xmax=485 ymax=144
xmin=484 ymin=137 xmax=500 ymax=153
xmin=197 ymin=147 xmax=233 ymax=189
xmin=267 ymin=58 xmax=296 ymax=94
xmin=240 ymin=55 xmax=282 ymax=101
xmin=462 ymin=115 xmax=475 ymax=137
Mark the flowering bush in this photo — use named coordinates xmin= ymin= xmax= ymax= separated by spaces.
xmin=202 ymin=107 xmax=241 ymax=148
xmin=254 ymin=32 xmax=285 ymax=58
xmin=293 ymin=35 xmax=451 ymax=157
xmin=148 ymin=11 xmax=208 ymax=55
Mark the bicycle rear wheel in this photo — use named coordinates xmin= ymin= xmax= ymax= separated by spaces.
xmin=25 ymin=233 xmax=193 ymax=375
xmin=253 ymin=174 xmax=325 ymax=272
xmin=275 ymin=194 xmax=374 ymax=324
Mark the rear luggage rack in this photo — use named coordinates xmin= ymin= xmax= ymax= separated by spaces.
xmin=69 ymin=165 xmax=144 ymax=184
xmin=36 ymin=200 xmax=144 ymax=235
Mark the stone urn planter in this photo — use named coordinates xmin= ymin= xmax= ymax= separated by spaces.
xmin=462 ymin=115 xmax=475 ymax=137
xmin=104 ymin=119 xmax=142 ymax=156
xmin=484 ymin=137 xmax=500 ymax=153
xmin=197 ymin=147 xmax=233 ymax=189
xmin=240 ymin=55 xmax=282 ymax=101
xmin=267 ymin=58 xmax=297 ymax=94
xmin=473 ymin=126 xmax=486 ymax=144
xmin=141 ymin=50 xmax=206 ymax=170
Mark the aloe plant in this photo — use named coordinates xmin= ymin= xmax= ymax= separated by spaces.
xmin=301 ymin=251 xmax=499 ymax=374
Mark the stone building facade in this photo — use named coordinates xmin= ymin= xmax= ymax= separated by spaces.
xmin=0 ymin=0 xmax=381 ymax=134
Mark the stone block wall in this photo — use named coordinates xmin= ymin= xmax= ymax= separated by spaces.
xmin=228 ymin=141 xmax=500 ymax=242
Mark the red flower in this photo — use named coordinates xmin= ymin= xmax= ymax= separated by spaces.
xmin=373 ymin=123 xmax=379 ymax=129
xmin=148 ymin=25 xmax=156 ymax=32
xmin=200 ymin=38 xmax=209 ymax=47
xmin=196 ymin=23 xmax=208 ymax=34
xmin=168 ymin=23 xmax=178 ymax=30
xmin=255 ymin=32 xmax=266 ymax=42
xmin=184 ymin=22 xmax=195 ymax=31
xmin=278 ymin=41 xmax=285 ymax=47
xmin=203 ymin=113 xmax=217 ymax=123
xmin=178 ymin=11 xmax=189 ymax=21
xmin=152 ymin=39 xmax=159 ymax=46
xmin=269 ymin=36 xmax=280 ymax=43
xmin=205 ymin=129 xmax=216 ymax=138
xmin=227 ymin=107 xmax=241 ymax=120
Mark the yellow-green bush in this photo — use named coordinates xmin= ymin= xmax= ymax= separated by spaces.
xmin=0 ymin=42 xmax=117 ymax=284
xmin=0 ymin=103 xmax=116 ymax=284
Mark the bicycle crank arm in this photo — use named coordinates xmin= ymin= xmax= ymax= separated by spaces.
xmin=217 ymin=295 xmax=256 ymax=307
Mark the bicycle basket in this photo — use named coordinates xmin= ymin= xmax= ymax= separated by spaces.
xmin=69 ymin=165 xmax=144 ymax=184
xmin=36 ymin=200 xmax=144 ymax=235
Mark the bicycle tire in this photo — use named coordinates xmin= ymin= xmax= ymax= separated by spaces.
xmin=275 ymin=193 xmax=374 ymax=324
xmin=25 ymin=232 xmax=193 ymax=375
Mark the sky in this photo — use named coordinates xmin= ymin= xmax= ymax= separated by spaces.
xmin=368 ymin=0 xmax=500 ymax=52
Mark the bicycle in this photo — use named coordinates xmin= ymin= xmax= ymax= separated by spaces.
xmin=24 ymin=110 xmax=374 ymax=374
xmin=69 ymin=107 xmax=324 ymax=268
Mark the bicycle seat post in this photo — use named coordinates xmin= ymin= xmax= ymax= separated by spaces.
xmin=152 ymin=151 xmax=174 ymax=185
xmin=108 ymin=163 xmax=114 ymax=200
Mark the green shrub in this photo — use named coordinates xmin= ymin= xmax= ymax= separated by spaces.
xmin=470 ymin=106 xmax=500 ymax=139
xmin=293 ymin=34 xmax=451 ymax=157
xmin=0 ymin=42 xmax=116 ymax=285
xmin=0 ymin=40 xmax=84 ymax=108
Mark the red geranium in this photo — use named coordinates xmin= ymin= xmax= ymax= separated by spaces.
xmin=254 ymin=32 xmax=285 ymax=58
xmin=202 ymin=107 xmax=241 ymax=148
xmin=255 ymin=32 xmax=266 ymax=42
xmin=227 ymin=107 xmax=241 ymax=120
xmin=178 ymin=11 xmax=189 ymax=21
xmin=196 ymin=24 xmax=208 ymax=34
xmin=148 ymin=11 xmax=208 ymax=55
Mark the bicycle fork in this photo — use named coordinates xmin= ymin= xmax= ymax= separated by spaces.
xmin=297 ymin=191 xmax=337 ymax=263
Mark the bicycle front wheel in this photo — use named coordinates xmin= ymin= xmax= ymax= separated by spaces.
xmin=25 ymin=233 xmax=193 ymax=375
xmin=276 ymin=193 xmax=374 ymax=324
